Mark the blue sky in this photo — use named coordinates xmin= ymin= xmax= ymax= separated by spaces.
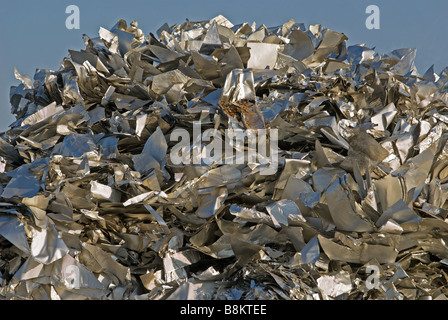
xmin=1 ymin=0 xmax=447 ymax=132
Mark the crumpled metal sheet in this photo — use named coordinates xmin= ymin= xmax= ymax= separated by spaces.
xmin=1 ymin=15 xmax=448 ymax=300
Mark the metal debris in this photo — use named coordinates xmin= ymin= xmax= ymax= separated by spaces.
xmin=1 ymin=15 xmax=448 ymax=300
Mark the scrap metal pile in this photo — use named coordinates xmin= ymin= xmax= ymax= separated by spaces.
xmin=1 ymin=15 xmax=448 ymax=300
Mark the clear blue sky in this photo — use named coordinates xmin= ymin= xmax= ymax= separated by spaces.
xmin=1 ymin=0 xmax=447 ymax=132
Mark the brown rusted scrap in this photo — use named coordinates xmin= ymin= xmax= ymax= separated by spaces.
xmin=219 ymin=99 xmax=265 ymax=130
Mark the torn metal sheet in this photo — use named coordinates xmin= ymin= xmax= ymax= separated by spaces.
xmin=317 ymin=270 xmax=352 ymax=299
